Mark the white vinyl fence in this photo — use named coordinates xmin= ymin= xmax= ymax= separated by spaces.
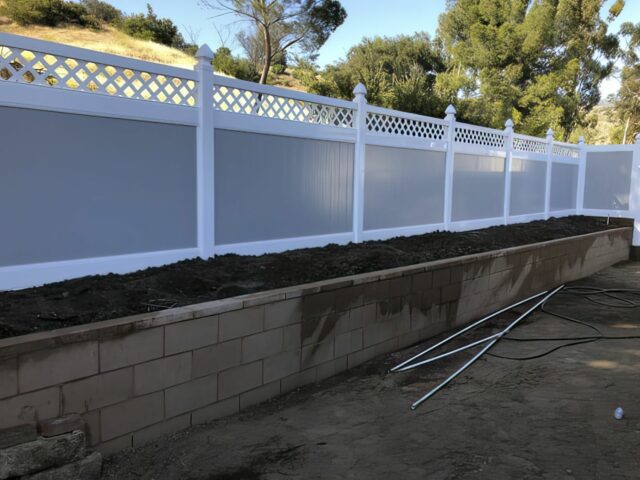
xmin=0 ymin=32 xmax=638 ymax=290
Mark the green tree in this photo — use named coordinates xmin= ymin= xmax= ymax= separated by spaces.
xmin=437 ymin=0 xmax=623 ymax=139
xmin=296 ymin=33 xmax=446 ymax=118
xmin=612 ymin=21 xmax=640 ymax=144
xmin=213 ymin=46 xmax=261 ymax=81
xmin=1 ymin=0 xmax=99 ymax=28
xmin=121 ymin=4 xmax=188 ymax=49
xmin=200 ymin=0 xmax=346 ymax=84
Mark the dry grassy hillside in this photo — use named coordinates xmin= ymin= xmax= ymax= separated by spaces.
xmin=0 ymin=17 xmax=196 ymax=69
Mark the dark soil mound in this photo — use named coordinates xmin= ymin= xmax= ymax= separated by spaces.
xmin=0 ymin=216 xmax=626 ymax=339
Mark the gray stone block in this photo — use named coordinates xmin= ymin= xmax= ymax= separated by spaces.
xmin=0 ymin=424 xmax=37 ymax=450
xmin=192 ymin=340 xmax=241 ymax=378
xmin=21 ymin=451 xmax=102 ymax=480
xmin=100 ymin=329 xmax=163 ymax=372
xmin=0 ymin=358 xmax=17 ymax=400
xmin=165 ymin=317 xmax=219 ymax=355
xmin=0 ymin=430 xmax=85 ymax=479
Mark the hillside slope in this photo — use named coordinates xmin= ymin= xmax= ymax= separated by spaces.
xmin=0 ymin=19 xmax=196 ymax=69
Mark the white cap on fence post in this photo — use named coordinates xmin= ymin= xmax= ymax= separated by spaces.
xmin=578 ymin=136 xmax=585 ymax=145
xmin=504 ymin=118 xmax=514 ymax=132
xmin=445 ymin=104 xmax=456 ymax=121
xmin=196 ymin=44 xmax=214 ymax=70
xmin=546 ymin=128 xmax=554 ymax=140
xmin=353 ymin=82 xmax=367 ymax=102
xmin=635 ymin=133 xmax=640 ymax=144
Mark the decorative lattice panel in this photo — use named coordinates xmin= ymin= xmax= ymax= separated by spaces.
xmin=366 ymin=112 xmax=447 ymax=140
xmin=454 ymin=126 xmax=505 ymax=149
xmin=213 ymin=85 xmax=354 ymax=127
xmin=513 ymin=137 xmax=548 ymax=154
xmin=0 ymin=45 xmax=196 ymax=106
xmin=552 ymin=144 xmax=580 ymax=159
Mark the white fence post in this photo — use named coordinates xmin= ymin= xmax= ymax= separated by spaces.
xmin=503 ymin=119 xmax=514 ymax=225
xmin=195 ymin=44 xmax=215 ymax=259
xmin=352 ymin=83 xmax=367 ymax=243
xmin=544 ymin=128 xmax=554 ymax=219
xmin=444 ymin=105 xmax=457 ymax=230
xmin=631 ymin=134 xmax=640 ymax=248
xmin=576 ymin=136 xmax=586 ymax=214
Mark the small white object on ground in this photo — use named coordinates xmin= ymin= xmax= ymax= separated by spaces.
xmin=614 ymin=407 xmax=624 ymax=420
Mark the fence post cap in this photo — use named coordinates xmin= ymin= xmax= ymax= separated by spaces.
xmin=196 ymin=44 xmax=214 ymax=60
xmin=504 ymin=119 xmax=514 ymax=129
xmin=578 ymin=136 xmax=585 ymax=144
xmin=635 ymin=133 xmax=640 ymax=144
xmin=445 ymin=104 xmax=456 ymax=115
xmin=353 ymin=82 xmax=367 ymax=96
xmin=546 ymin=128 xmax=554 ymax=138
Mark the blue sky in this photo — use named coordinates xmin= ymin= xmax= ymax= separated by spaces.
xmin=107 ymin=0 xmax=639 ymax=97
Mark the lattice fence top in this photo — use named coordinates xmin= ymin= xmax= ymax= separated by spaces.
xmin=513 ymin=136 xmax=548 ymax=155
xmin=0 ymin=44 xmax=197 ymax=106
xmin=366 ymin=112 xmax=446 ymax=140
xmin=455 ymin=125 xmax=506 ymax=149
xmin=212 ymin=84 xmax=354 ymax=128
xmin=552 ymin=144 xmax=580 ymax=159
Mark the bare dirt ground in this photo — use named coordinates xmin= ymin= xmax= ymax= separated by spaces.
xmin=102 ymin=261 xmax=640 ymax=480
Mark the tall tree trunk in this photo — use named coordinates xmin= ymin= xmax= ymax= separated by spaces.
xmin=623 ymin=116 xmax=630 ymax=144
xmin=259 ymin=25 xmax=272 ymax=84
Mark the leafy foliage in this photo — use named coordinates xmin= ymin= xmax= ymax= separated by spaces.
xmin=201 ymin=0 xmax=346 ymax=84
xmin=120 ymin=4 xmax=190 ymax=50
xmin=213 ymin=46 xmax=261 ymax=82
xmin=436 ymin=0 xmax=623 ymax=139
xmin=610 ymin=21 xmax=640 ymax=143
xmin=295 ymin=33 xmax=447 ymax=118
xmin=1 ymin=0 xmax=100 ymax=28
xmin=80 ymin=0 xmax=122 ymax=24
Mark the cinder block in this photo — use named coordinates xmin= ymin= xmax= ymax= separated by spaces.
xmin=0 ymin=358 xmax=17 ymax=400
xmin=0 ymin=388 xmax=60 ymax=430
xmin=21 ymin=451 xmax=102 ymax=480
xmin=134 ymin=353 xmax=191 ymax=396
xmin=19 ymin=342 xmax=98 ymax=393
xmin=164 ymin=375 xmax=218 ymax=418
xmin=191 ymin=397 xmax=239 ymax=425
xmin=100 ymin=392 xmax=163 ymax=441
xmin=263 ymin=350 xmax=300 ymax=384
xmin=94 ymin=434 xmax=131 ymax=458
xmin=0 ymin=430 xmax=85 ymax=479
xmin=100 ymin=328 xmax=163 ymax=372
xmin=239 ymin=381 xmax=281 ymax=410
xmin=350 ymin=329 xmax=363 ymax=353
xmin=301 ymin=339 xmax=334 ymax=368
xmin=334 ymin=284 xmax=365 ymax=311
xmin=441 ymin=282 xmax=462 ymax=303
xmin=38 ymin=414 xmax=84 ymax=438
xmin=80 ymin=410 xmax=100 ymax=447
xmin=349 ymin=303 xmax=376 ymax=330
xmin=334 ymin=332 xmax=351 ymax=358
xmin=411 ymin=271 xmax=433 ymax=293
xmin=280 ymin=368 xmax=317 ymax=393
xmin=132 ymin=414 xmax=190 ymax=448
xmin=316 ymin=356 xmax=348 ymax=382
xmin=165 ymin=316 xmax=218 ymax=355
xmin=219 ymin=307 xmax=263 ymax=342
xmin=283 ymin=324 xmax=301 ymax=351
xmin=62 ymin=368 xmax=133 ymax=414
xmin=242 ymin=329 xmax=283 ymax=364
xmin=264 ymin=299 xmax=301 ymax=330
xmin=432 ymin=268 xmax=451 ymax=287
xmin=192 ymin=340 xmax=241 ymax=378
xmin=301 ymin=291 xmax=335 ymax=318
xmin=218 ymin=362 xmax=262 ymax=400
xmin=363 ymin=321 xmax=395 ymax=348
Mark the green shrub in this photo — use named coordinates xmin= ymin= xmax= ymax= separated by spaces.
xmin=81 ymin=0 xmax=122 ymax=24
xmin=120 ymin=4 xmax=187 ymax=49
xmin=1 ymin=0 xmax=99 ymax=28
xmin=213 ymin=47 xmax=260 ymax=82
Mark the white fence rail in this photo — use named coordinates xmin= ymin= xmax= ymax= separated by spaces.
xmin=0 ymin=32 xmax=638 ymax=291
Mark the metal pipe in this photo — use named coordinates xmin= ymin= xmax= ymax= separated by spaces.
xmin=390 ymin=290 xmax=548 ymax=372
xmin=410 ymin=285 xmax=564 ymax=410
xmin=396 ymin=332 xmax=501 ymax=372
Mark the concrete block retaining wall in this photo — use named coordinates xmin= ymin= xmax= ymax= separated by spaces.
xmin=0 ymin=228 xmax=631 ymax=456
